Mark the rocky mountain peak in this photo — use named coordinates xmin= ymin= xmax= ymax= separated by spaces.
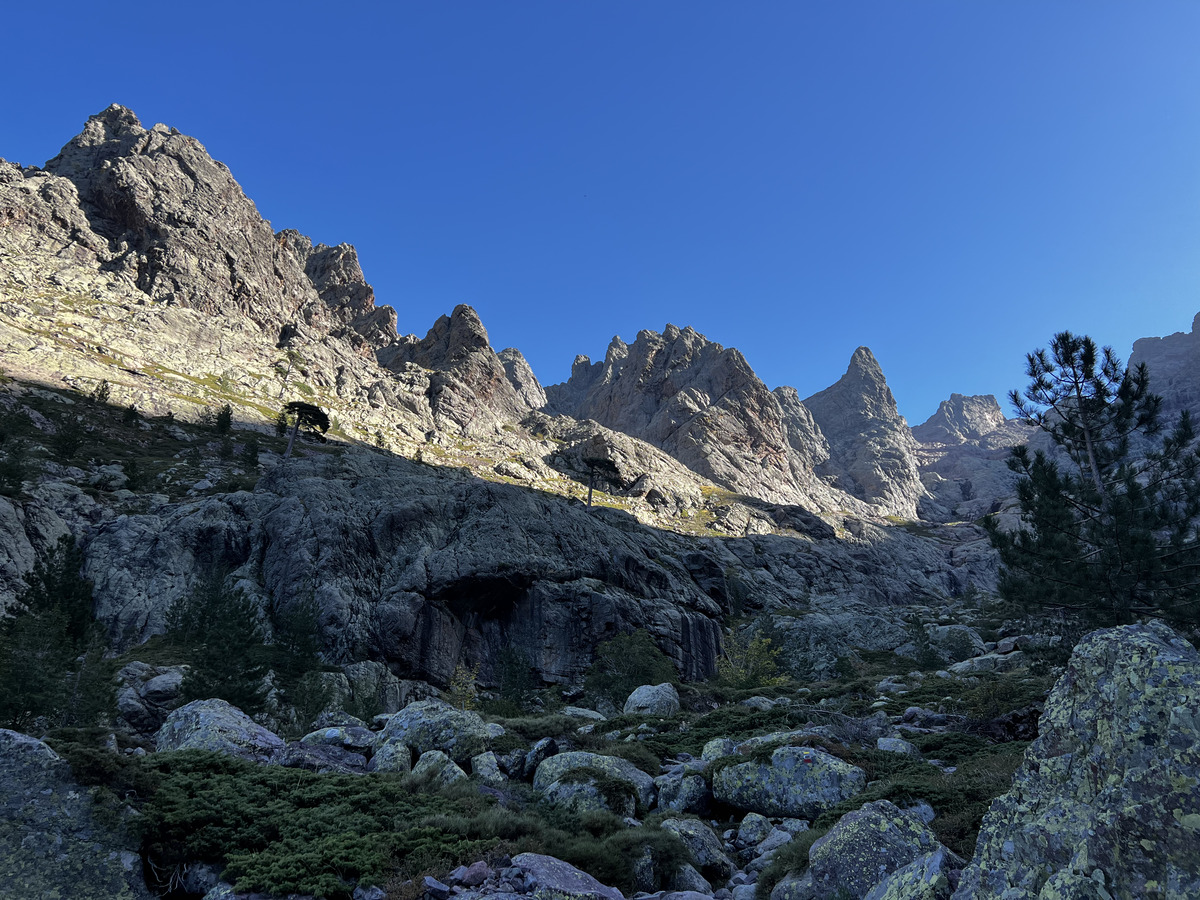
xmin=912 ymin=394 xmax=1007 ymax=445
xmin=803 ymin=347 xmax=925 ymax=517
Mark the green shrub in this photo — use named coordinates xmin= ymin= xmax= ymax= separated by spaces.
xmin=584 ymin=629 xmax=676 ymax=705
xmin=716 ymin=626 xmax=786 ymax=690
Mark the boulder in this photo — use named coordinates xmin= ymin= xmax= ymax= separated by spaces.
xmin=954 ymin=621 xmax=1200 ymax=899
xmin=471 ymin=751 xmax=506 ymax=786
xmin=277 ymin=742 xmax=367 ymax=775
xmin=367 ymin=740 xmax=412 ymax=774
xmin=115 ymin=661 xmax=186 ymax=736
xmin=509 ymin=852 xmax=624 ymax=900
xmin=736 ymin=812 xmax=774 ymax=846
xmin=411 ymin=749 xmax=468 ymax=786
xmin=713 ymin=745 xmax=866 ymax=818
xmin=155 ymin=699 xmax=284 ymax=763
xmin=376 ymin=699 xmax=489 ymax=765
xmin=866 ymin=847 xmax=961 ymax=900
xmin=534 ymin=750 xmax=656 ymax=810
xmin=655 ymin=771 xmax=712 ymax=814
xmin=624 ymin=682 xmax=681 ymax=716
xmin=299 ymin=725 xmax=377 ymax=754
xmin=805 ymin=801 xmax=949 ymax=899
xmin=0 ymin=729 xmax=153 ymax=899
xmin=661 ymin=817 xmax=734 ymax=880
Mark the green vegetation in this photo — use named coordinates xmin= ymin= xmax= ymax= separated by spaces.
xmin=0 ymin=536 xmax=114 ymax=731
xmin=716 ymin=625 xmax=786 ymax=690
xmin=584 ymin=629 xmax=677 ymax=705
xmin=987 ymin=331 xmax=1200 ymax=625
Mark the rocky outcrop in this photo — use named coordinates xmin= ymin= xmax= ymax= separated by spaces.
xmin=803 ymin=347 xmax=925 ymax=518
xmin=911 ymin=394 xmax=1008 ymax=446
xmin=533 ymin=750 xmax=657 ymax=811
xmin=954 ymin=621 xmax=1200 ymax=899
xmin=912 ymin=394 xmax=1035 ymax=522
xmin=500 ymin=347 xmax=548 ymax=409
xmin=379 ymin=304 xmax=537 ymax=432
xmin=545 ymin=325 xmax=844 ymax=512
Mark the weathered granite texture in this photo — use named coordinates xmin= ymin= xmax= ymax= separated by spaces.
xmin=953 ymin=621 xmax=1200 ymax=899
xmin=376 ymin=699 xmax=490 ymax=765
xmin=0 ymin=729 xmax=153 ymax=899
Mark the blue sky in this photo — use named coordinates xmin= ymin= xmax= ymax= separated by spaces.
xmin=6 ymin=2 xmax=1200 ymax=423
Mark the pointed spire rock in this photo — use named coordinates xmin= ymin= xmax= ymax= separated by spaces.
xmin=803 ymin=347 xmax=925 ymax=518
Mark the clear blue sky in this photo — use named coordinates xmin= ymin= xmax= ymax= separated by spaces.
xmin=5 ymin=2 xmax=1199 ymax=423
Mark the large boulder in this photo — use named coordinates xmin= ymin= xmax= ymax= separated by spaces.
xmin=713 ymin=745 xmax=866 ymax=818
xmin=534 ymin=750 xmax=657 ymax=811
xmin=624 ymin=682 xmax=681 ymax=717
xmin=510 ymin=852 xmax=624 ymax=900
xmin=802 ymin=801 xmax=952 ymax=899
xmin=661 ymin=818 xmax=734 ymax=881
xmin=155 ymin=699 xmax=284 ymax=763
xmin=0 ymin=729 xmax=153 ymax=899
xmin=115 ymin=661 xmax=187 ymax=737
xmin=953 ymin=621 xmax=1200 ymax=899
xmin=375 ymin=699 xmax=489 ymax=765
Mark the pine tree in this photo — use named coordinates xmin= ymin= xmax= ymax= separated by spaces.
xmin=0 ymin=536 xmax=114 ymax=731
xmin=985 ymin=332 xmax=1200 ymax=625
xmin=167 ymin=574 xmax=269 ymax=714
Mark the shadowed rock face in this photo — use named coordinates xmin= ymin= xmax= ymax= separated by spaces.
xmin=803 ymin=347 xmax=925 ymax=518
xmin=379 ymin=304 xmax=542 ymax=432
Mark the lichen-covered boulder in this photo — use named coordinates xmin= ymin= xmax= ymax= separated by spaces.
xmin=412 ymin=749 xmax=468 ymax=785
xmin=953 ymin=621 xmax=1200 ymax=899
xmin=376 ymin=699 xmax=489 ymax=765
xmin=655 ymin=771 xmax=712 ymax=813
xmin=367 ymin=739 xmax=412 ymax=774
xmin=661 ymin=818 xmax=734 ymax=880
xmin=866 ymin=847 xmax=961 ymax=900
xmin=277 ymin=742 xmax=367 ymax=775
xmin=471 ymin=750 xmax=506 ymax=786
xmin=712 ymin=745 xmax=866 ymax=818
xmin=510 ymin=852 xmax=624 ymax=900
xmin=0 ymin=729 xmax=153 ymax=899
xmin=155 ymin=699 xmax=284 ymax=763
xmin=534 ymin=750 xmax=657 ymax=810
xmin=624 ymin=682 xmax=681 ymax=716
xmin=807 ymin=801 xmax=948 ymax=898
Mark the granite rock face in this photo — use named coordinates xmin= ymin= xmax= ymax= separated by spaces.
xmin=913 ymin=394 xmax=1035 ymax=522
xmin=803 ymin=347 xmax=925 ymax=518
xmin=380 ymin=304 xmax=537 ymax=433
xmin=545 ymin=325 xmax=849 ymax=512
xmin=953 ymin=621 xmax=1200 ymax=899
xmin=0 ymin=730 xmax=153 ymax=899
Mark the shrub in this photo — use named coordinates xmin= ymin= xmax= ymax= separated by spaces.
xmin=716 ymin=626 xmax=786 ymax=690
xmin=584 ymin=629 xmax=676 ymax=705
